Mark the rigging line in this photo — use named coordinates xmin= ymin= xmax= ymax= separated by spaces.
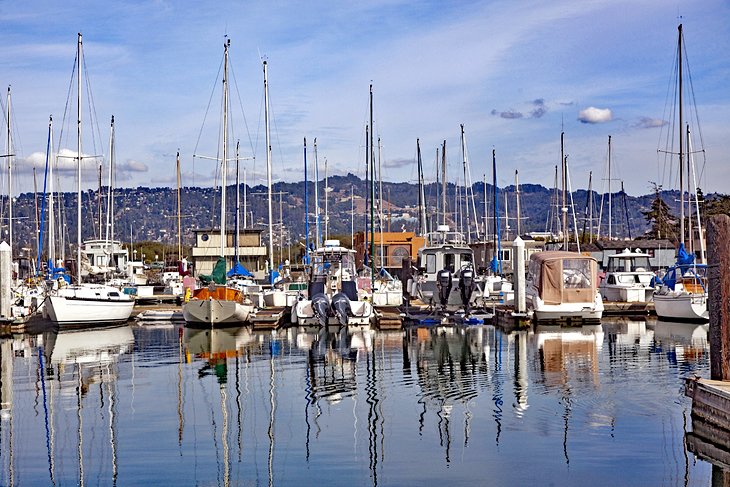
xmin=192 ymin=54 xmax=225 ymax=188
xmin=82 ymin=53 xmax=106 ymax=169
xmin=228 ymin=61 xmax=256 ymax=158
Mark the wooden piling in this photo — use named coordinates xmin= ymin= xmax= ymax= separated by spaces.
xmin=708 ymin=214 xmax=730 ymax=380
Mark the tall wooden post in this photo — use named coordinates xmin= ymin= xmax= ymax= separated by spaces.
xmin=708 ymin=214 xmax=730 ymax=380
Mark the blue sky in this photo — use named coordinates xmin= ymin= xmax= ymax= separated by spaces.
xmin=0 ymin=0 xmax=728 ymax=196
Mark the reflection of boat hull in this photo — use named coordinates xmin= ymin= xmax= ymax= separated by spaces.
xmin=182 ymin=299 xmax=252 ymax=325
xmin=45 ymin=294 xmax=134 ymax=324
xmin=653 ymin=292 xmax=708 ymax=322
xmin=293 ymin=299 xmax=372 ymax=326
xmin=50 ymin=325 xmax=135 ymax=364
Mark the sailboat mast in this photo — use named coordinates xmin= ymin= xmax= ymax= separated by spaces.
xmin=105 ymin=116 xmax=114 ymax=245
xmin=6 ymin=87 xmax=12 ymax=254
xmin=515 ymin=170 xmax=522 ymax=237
xmin=369 ymin=84 xmax=375 ymax=283
xmin=263 ymin=60 xmax=274 ymax=272
xmin=48 ymin=117 xmax=55 ymax=267
xmin=234 ymin=142 xmax=240 ymax=263
xmin=416 ymin=139 xmax=427 ymax=236
xmin=678 ymin=23 xmax=685 ymax=247
xmin=560 ymin=132 xmax=567 ymax=249
xmin=76 ymin=33 xmax=83 ymax=284
xmin=441 ymin=140 xmax=447 ymax=226
xmin=608 ymin=135 xmax=613 ymax=240
xmin=460 ymin=124 xmax=469 ymax=242
xmin=313 ymin=138 xmax=320 ymax=248
xmin=176 ymin=150 xmax=182 ymax=261
xmin=220 ymin=39 xmax=230 ymax=259
xmin=492 ymin=149 xmax=502 ymax=274
xmin=324 ymin=156 xmax=329 ymax=241
xmin=303 ymin=138 xmax=309 ymax=263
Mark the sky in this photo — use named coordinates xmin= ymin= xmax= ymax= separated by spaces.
xmin=0 ymin=0 xmax=728 ymax=197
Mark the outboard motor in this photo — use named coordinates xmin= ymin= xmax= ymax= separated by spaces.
xmin=331 ymin=292 xmax=352 ymax=327
xmin=436 ymin=269 xmax=453 ymax=308
xmin=458 ymin=267 xmax=476 ymax=313
xmin=311 ymin=293 xmax=330 ymax=327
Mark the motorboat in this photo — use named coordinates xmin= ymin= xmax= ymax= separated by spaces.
xmin=525 ymin=251 xmax=603 ymax=322
xmin=599 ymin=248 xmax=655 ymax=302
xmin=292 ymin=240 xmax=373 ymax=327
xmin=409 ymin=225 xmax=485 ymax=314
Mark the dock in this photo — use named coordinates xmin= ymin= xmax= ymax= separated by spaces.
xmin=250 ymin=306 xmax=289 ymax=330
xmin=373 ymin=306 xmax=404 ymax=330
xmin=603 ymin=301 xmax=654 ymax=315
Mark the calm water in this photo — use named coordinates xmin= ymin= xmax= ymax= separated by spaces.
xmin=0 ymin=317 xmax=718 ymax=486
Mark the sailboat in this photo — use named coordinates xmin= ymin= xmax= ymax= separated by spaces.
xmin=653 ymin=24 xmax=709 ymax=323
xmin=182 ymin=38 xmax=254 ymax=326
xmin=44 ymin=33 xmax=134 ymax=325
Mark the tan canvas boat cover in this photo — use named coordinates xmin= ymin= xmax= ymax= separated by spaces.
xmin=529 ymin=251 xmax=597 ymax=305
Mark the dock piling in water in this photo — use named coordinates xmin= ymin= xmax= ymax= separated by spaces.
xmin=708 ymin=214 xmax=730 ymax=380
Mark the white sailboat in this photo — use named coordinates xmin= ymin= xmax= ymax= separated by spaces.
xmin=182 ymin=38 xmax=254 ymax=326
xmin=653 ymin=24 xmax=708 ymax=323
xmin=44 ymin=33 xmax=134 ymax=325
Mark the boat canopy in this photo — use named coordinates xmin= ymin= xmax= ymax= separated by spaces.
xmin=200 ymin=257 xmax=227 ymax=284
xmin=529 ymin=251 xmax=598 ymax=305
xmin=227 ymin=261 xmax=253 ymax=278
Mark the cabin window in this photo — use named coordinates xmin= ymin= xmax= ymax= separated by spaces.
xmin=109 ymin=292 xmax=119 ymax=297
xmin=444 ymin=254 xmax=455 ymax=272
xmin=425 ymin=254 xmax=437 ymax=274
xmin=499 ymin=249 xmax=511 ymax=262
xmin=563 ymin=259 xmax=592 ymax=289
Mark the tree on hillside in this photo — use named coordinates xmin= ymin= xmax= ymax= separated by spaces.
xmin=704 ymin=192 xmax=730 ymax=216
xmin=642 ymin=184 xmax=678 ymax=243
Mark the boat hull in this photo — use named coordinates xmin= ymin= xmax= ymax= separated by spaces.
xmin=182 ymin=299 xmax=252 ymax=325
xmin=653 ymin=292 xmax=708 ymax=322
xmin=45 ymin=295 xmax=134 ymax=324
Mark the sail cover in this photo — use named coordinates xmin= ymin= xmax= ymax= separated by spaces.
xmin=227 ymin=261 xmax=253 ymax=278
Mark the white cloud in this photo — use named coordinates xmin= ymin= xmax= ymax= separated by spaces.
xmin=578 ymin=107 xmax=613 ymax=124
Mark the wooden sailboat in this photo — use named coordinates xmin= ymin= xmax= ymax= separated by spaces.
xmin=182 ymin=38 xmax=255 ymax=326
xmin=44 ymin=33 xmax=134 ymax=325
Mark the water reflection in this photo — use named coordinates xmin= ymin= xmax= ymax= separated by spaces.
xmin=0 ymin=317 xmax=719 ymax=485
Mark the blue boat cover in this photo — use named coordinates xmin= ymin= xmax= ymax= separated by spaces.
xmin=227 ymin=261 xmax=253 ymax=278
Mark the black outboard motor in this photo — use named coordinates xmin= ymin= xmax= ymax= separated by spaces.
xmin=311 ymin=293 xmax=330 ymax=327
xmin=458 ymin=266 xmax=476 ymax=313
xmin=331 ymin=292 xmax=352 ymax=327
xmin=436 ymin=269 xmax=453 ymax=308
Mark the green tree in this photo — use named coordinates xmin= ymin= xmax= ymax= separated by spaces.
xmin=643 ymin=185 xmax=678 ymax=242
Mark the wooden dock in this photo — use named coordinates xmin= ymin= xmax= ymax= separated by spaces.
xmin=686 ymin=378 xmax=730 ymax=453
xmin=603 ymin=301 xmax=654 ymax=315
xmin=374 ymin=306 xmax=403 ymax=330
xmin=250 ymin=306 xmax=289 ymax=330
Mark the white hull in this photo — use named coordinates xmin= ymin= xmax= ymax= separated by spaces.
xmin=45 ymin=285 xmax=134 ymax=324
xmin=528 ymin=293 xmax=604 ymax=322
xmin=653 ymin=292 xmax=708 ymax=322
xmin=182 ymin=299 xmax=253 ymax=325
xmin=600 ymin=285 xmax=654 ymax=303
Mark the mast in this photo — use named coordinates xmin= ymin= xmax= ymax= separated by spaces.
xmin=460 ymin=124 xmax=470 ymax=241
xmin=377 ymin=137 xmax=383 ymax=261
xmin=369 ymin=84 xmax=375 ymax=283
xmin=560 ymin=132 xmax=567 ymax=249
xmin=5 ymin=86 xmax=13 ymax=254
xmin=687 ymin=125 xmax=705 ymax=263
xmin=515 ymin=170 xmax=522 ymax=237
xmin=176 ymin=150 xmax=182 ymax=261
xmin=235 ymin=142 xmax=240 ymax=263
xmin=324 ymin=156 xmax=329 ymax=241
xmin=263 ymin=59 xmax=274 ymax=273
xmin=491 ymin=149 xmax=502 ymax=274
xmin=608 ymin=135 xmax=613 ymax=240
xmin=38 ymin=116 xmax=53 ymax=274
xmin=313 ymin=138 xmax=320 ymax=248
xmin=76 ymin=33 xmax=83 ymax=284
xmin=416 ymin=139 xmax=427 ymax=236
xmin=48 ymin=116 xmax=55 ymax=268
xmin=441 ymin=140 xmax=447 ymax=226
xmin=678 ymin=24 xmax=685 ymax=247
xmin=220 ymin=39 xmax=230 ymax=259
xmin=105 ymin=116 xmax=114 ymax=246
xmin=303 ymin=138 xmax=309 ymax=264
